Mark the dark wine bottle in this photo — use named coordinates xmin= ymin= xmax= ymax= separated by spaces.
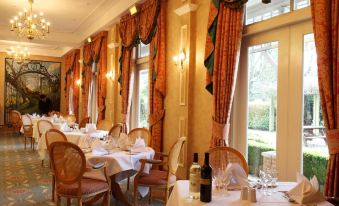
xmin=200 ymin=152 xmax=212 ymax=202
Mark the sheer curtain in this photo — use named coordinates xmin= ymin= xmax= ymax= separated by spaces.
xmin=87 ymin=62 xmax=99 ymax=124
xmin=68 ymin=86 xmax=74 ymax=115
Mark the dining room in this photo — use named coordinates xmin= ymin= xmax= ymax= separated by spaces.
xmin=0 ymin=0 xmax=338 ymax=205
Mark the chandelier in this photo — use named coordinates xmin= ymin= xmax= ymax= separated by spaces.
xmin=9 ymin=0 xmax=50 ymax=40
xmin=7 ymin=46 xmax=30 ymax=62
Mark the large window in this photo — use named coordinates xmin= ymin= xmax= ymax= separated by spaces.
xmin=246 ymin=0 xmax=310 ymax=25
xmin=131 ymin=43 xmax=150 ymax=129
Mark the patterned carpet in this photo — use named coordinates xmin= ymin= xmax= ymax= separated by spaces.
xmin=0 ymin=130 xmax=163 ymax=206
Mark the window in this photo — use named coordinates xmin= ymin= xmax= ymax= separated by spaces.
xmin=131 ymin=43 xmax=149 ymax=129
xmin=246 ymin=0 xmax=310 ymax=25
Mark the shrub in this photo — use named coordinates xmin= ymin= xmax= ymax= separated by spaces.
xmin=248 ymin=140 xmax=275 ymax=174
xmin=248 ymin=102 xmax=271 ymax=131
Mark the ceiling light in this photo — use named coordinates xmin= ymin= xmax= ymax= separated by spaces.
xmin=129 ymin=5 xmax=137 ymax=15
xmin=9 ymin=0 xmax=50 ymax=40
xmin=7 ymin=46 xmax=30 ymax=62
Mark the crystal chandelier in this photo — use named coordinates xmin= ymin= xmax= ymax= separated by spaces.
xmin=9 ymin=0 xmax=50 ymax=40
xmin=7 ymin=46 xmax=30 ymax=62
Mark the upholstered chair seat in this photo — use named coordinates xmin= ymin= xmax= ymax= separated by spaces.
xmin=138 ymin=170 xmax=177 ymax=186
xmin=57 ymin=178 xmax=109 ymax=196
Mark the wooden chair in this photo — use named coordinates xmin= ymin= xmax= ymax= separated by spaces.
xmin=37 ymin=120 xmax=54 ymax=167
xmin=50 ymin=141 xmax=110 ymax=206
xmin=209 ymin=146 xmax=249 ymax=175
xmin=96 ymin=120 xmax=113 ymax=131
xmin=79 ymin=117 xmax=90 ymax=129
xmin=9 ymin=110 xmax=22 ymax=134
xmin=108 ymin=123 xmax=123 ymax=138
xmin=21 ymin=114 xmax=34 ymax=150
xmin=128 ymin=128 xmax=151 ymax=146
xmin=45 ymin=129 xmax=68 ymax=202
xmin=134 ymin=136 xmax=187 ymax=205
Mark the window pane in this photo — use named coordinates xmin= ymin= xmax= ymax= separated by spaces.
xmin=138 ymin=43 xmax=150 ymax=58
xmin=294 ymin=0 xmax=310 ymax=10
xmin=302 ymin=34 xmax=328 ymax=190
xmin=246 ymin=0 xmax=290 ymax=25
xmin=138 ymin=70 xmax=149 ymax=127
xmin=247 ymin=41 xmax=278 ymax=177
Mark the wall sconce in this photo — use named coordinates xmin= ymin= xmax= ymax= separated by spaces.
xmin=106 ymin=70 xmax=114 ymax=81
xmin=75 ymin=79 xmax=81 ymax=86
xmin=87 ymin=37 xmax=92 ymax=43
xmin=129 ymin=4 xmax=138 ymax=15
xmin=173 ymin=50 xmax=186 ymax=69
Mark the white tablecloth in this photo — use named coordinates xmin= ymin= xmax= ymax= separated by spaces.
xmin=85 ymin=147 xmax=155 ymax=196
xmin=167 ymin=180 xmax=333 ymax=206
xmin=36 ymin=130 xmax=108 ymax=160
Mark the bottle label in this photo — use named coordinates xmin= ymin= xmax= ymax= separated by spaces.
xmin=190 ymin=174 xmax=200 ymax=192
xmin=200 ymin=178 xmax=211 ymax=185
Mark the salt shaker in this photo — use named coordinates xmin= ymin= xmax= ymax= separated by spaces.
xmin=240 ymin=187 xmax=248 ymax=200
xmin=248 ymin=188 xmax=257 ymax=202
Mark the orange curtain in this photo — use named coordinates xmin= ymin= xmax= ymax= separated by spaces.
xmin=148 ymin=0 xmax=166 ymax=153
xmin=63 ymin=49 xmax=80 ymax=120
xmin=92 ymin=31 xmax=108 ymax=121
xmin=310 ymin=0 xmax=339 ymax=198
xmin=81 ymin=44 xmax=93 ymax=119
xmin=204 ymin=1 xmax=245 ymax=147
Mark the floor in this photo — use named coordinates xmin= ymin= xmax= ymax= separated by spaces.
xmin=0 ymin=129 xmax=163 ymax=206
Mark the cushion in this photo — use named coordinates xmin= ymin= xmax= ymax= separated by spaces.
xmin=57 ymin=178 xmax=109 ymax=196
xmin=138 ymin=170 xmax=176 ymax=186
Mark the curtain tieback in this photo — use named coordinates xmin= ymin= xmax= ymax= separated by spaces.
xmin=326 ymin=129 xmax=339 ymax=155
xmin=212 ymin=120 xmax=229 ymax=141
xmin=148 ymin=110 xmax=165 ymax=126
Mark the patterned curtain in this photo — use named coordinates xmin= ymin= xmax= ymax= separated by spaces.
xmin=118 ymin=0 xmax=165 ymax=153
xmin=204 ymin=0 xmax=246 ymax=147
xmin=310 ymin=0 xmax=339 ymax=198
xmin=81 ymin=44 xmax=93 ymax=119
xmin=92 ymin=31 xmax=108 ymax=121
xmin=63 ymin=49 xmax=80 ymax=120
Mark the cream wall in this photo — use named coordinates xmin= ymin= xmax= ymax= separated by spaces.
xmin=0 ymin=52 xmax=65 ymax=125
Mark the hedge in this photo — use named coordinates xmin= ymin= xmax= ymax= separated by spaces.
xmin=248 ymin=103 xmax=271 ymax=131
xmin=248 ymin=140 xmax=328 ymax=187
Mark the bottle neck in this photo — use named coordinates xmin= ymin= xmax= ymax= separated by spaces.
xmin=193 ymin=153 xmax=198 ymax=163
xmin=204 ymin=153 xmax=209 ymax=165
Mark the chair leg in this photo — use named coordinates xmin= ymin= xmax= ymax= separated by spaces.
xmin=127 ymin=177 xmax=130 ymax=191
xmin=32 ymin=138 xmax=35 ymax=151
xmin=41 ymin=160 xmax=44 ymax=167
xmin=56 ymin=195 xmax=61 ymax=206
xmin=104 ymin=191 xmax=110 ymax=206
xmin=52 ymin=176 xmax=55 ymax=202
xmin=134 ymin=183 xmax=138 ymax=206
xmin=67 ymin=198 xmax=71 ymax=206
xmin=149 ymin=187 xmax=152 ymax=205
xmin=24 ymin=136 xmax=27 ymax=149
xmin=77 ymin=198 xmax=82 ymax=206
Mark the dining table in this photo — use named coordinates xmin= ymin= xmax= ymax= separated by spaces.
xmin=167 ymin=180 xmax=333 ymax=206
xmin=84 ymin=146 xmax=155 ymax=206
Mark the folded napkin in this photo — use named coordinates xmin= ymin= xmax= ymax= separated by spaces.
xmin=287 ymin=173 xmax=325 ymax=204
xmin=86 ymin=123 xmax=97 ymax=133
xmin=118 ymin=133 xmax=132 ymax=150
xmin=92 ymin=148 xmax=109 ymax=156
xmin=90 ymin=138 xmax=103 ymax=149
xmin=60 ymin=123 xmax=72 ymax=132
xmin=225 ymin=163 xmax=249 ymax=190
xmin=130 ymin=138 xmax=147 ymax=153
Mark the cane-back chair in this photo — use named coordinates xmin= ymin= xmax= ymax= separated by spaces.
xmin=21 ymin=114 xmax=34 ymax=149
xmin=9 ymin=110 xmax=22 ymax=134
xmin=96 ymin=120 xmax=113 ymax=131
xmin=128 ymin=128 xmax=151 ymax=146
xmin=79 ymin=117 xmax=90 ymax=129
xmin=108 ymin=123 xmax=123 ymax=138
xmin=37 ymin=119 xmax=53 ymax=167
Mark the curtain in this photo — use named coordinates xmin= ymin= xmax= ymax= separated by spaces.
xmin=81 ymin=44 xmax=93 ymax=119
xmin=118 ymin=0 xmax=165 ymax=153
xmin=310 ymin=0 xmax=339 ymax=198
xmin=147 ymin=0 xmax=166 ymax=153
xmin=204 ymin=0 xmax=245 ymax=147
xmin=63 ymin=49 xmax=80 ymax=120
xmin=81 ymin=32 xmax=108 ymax=122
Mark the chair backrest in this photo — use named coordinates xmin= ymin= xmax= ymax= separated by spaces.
xmin=168 ymin=136 xmax=187 ymax=175
xmin=21 ymin=114 xmax=32 ymax=126
xmin=97 ymin=120 xmax=113 ymax=131
xmin=9 ymin=110 xmax=21 ymax=124
xmin=79 ymin=117 xmax=90 ymax=128
xmin=37 ymin=120 xmax=54 ymax=137
xmin=209 ymin=146 xmax=249 ymax=175
xmin=109 ymin=123 xmax=123 ymax=138
xmin=128 ymin=128 xmax=151 ymax=146
xmin=50 ymin=141 xmax=86 ymax=184
xmin=45 ymin=129 xmax=68 ymax=152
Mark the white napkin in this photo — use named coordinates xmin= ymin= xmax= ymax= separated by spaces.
xmin=225 ymin=163 xmax=249 ymax=190
xmin=86 ymin=123 xmax=97 ymax=133
xmin=130 ymin=138 xmax=147 ymax=153
xmin=118 ymin=133 xmax=132 ymax=150
xmin=60 ymin=123 xmax=72 ymax=132
xmin=92 ymin=148 xmax=108 ymax=156
xmin=287 ymin=173 xmax=325 ymax=204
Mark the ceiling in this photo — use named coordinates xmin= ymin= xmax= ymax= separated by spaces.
xmin=0 ymin=0 xmax=140 ymax=57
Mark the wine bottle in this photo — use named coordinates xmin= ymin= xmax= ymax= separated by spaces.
xmin=200 ymin=152 xmax=212 ymax=202
xmin=189 ymin=153 xmax=201 ymax=199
